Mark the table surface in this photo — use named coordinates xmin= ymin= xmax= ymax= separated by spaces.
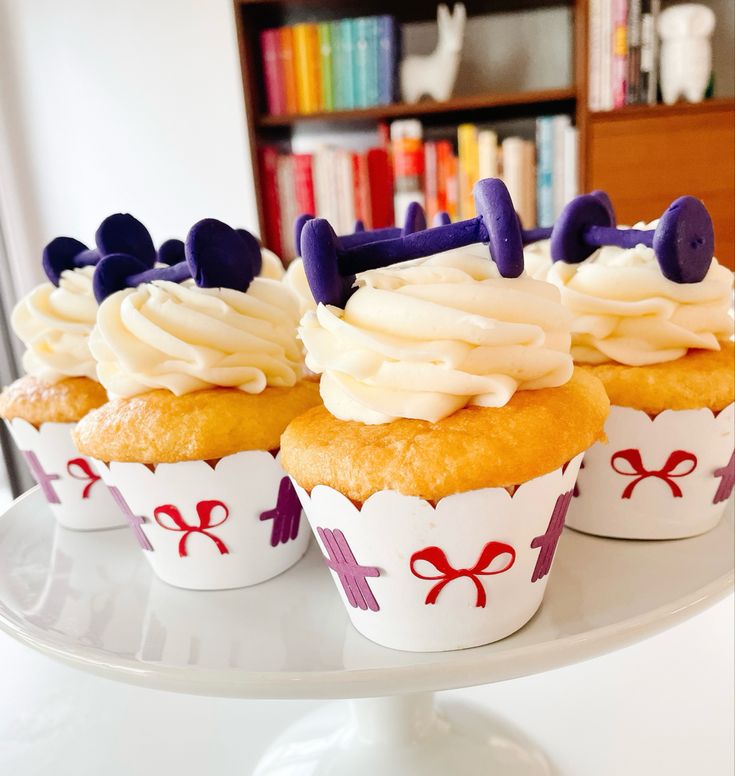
xmin=0 ymin=595 xmax=732 ymax=776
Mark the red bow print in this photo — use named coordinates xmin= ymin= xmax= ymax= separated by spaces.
xmin=611 ymin=449 xmax=697 ymax=499
xmin=66 ymin=457 xmax=101 ymax=499
xmin=153 ymin=500 xmax=230 ymax=558
xmin=410 ymin=541 xmax=516 ymax=608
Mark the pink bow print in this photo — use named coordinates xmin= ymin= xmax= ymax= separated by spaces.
xmin=611 ymin=449 xmax=697 ymax=499
xmin=410 ymin=541 xmax=516 ymax=608
xmin=153 ymin=500 xmax=230 ymax=557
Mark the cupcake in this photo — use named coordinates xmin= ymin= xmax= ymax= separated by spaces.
xmin=547 ymin=194 xmax=734 ymax=539
xmin=73 ymin=219 xmax=320 ymax=589
xmin=280 ymin=179 xmax=609 ymax=652
xmin=0 ymin=216 xmax=159 ymax=530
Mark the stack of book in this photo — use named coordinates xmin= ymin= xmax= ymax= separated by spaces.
xmin=588 ymin=0 xmax=660 ymax=110
xmin=258 ymin=145 xmax=394 ymax=259
xmin=260 ymin=17 xmax=399 ymax=116
xmin=260 ymin=115 xmax=578 ymax=260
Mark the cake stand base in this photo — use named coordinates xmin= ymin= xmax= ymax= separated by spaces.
xmin=253 ymin=691 xmax=553 ymax=775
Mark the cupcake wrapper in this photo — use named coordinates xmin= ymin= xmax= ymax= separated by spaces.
xmin=5 ymin=418 xmax=127 ymax=531
xmin=292 ymin=454 xmax=583 ymax=652
xmin=567 ymin=403 xmax=735 ymax=540
xmin=92 ymin=452 xmax=310 ymax=590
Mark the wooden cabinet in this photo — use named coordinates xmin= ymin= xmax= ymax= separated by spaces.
xmin=585 ymin=98 xmax=735 ymax=269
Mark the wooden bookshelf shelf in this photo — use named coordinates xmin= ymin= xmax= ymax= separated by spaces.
xmin=257 ymin=87 xmax=577 ymax=127
xmin=588 ymin=96 xmax=735 ymax=123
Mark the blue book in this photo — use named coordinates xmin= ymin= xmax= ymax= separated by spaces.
xmin=338 ymin=19 xmax=356 ymax=110
xmin=535 ymin=116 xmax=555 ymax=228
xmin=365 ymin=17 xmax=380 ymax=106
xmin=377 ymin=16 xmax=398 ymax=105
xmin=329 ymin=21 xmax=343 ymax=109
xmin=354 ymin=18 xmax=370 ymax=108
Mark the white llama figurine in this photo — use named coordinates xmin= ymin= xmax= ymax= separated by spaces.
xmin=400 ymin=3 xmax=467 ymax=104
xmin=658 ymin=3 xmax=716 ymax=105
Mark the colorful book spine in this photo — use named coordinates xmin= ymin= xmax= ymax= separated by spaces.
xmin=436 ymin=140 xmax=454 ymax=218
xmin=477 ymin=130 xmax=499 ymax=180
xmin=424 ymin=141 xmax=439 ymax=225
xmin=293 ymin=154 xmax=316 ymax=216
xmin=445 ymin=152 xmax=459 ymax=223
xmin=612 ymin=0 xmax=628 ymax=109
xmin=258 ymin=146 xmax=283 ymax=258
xmin=535 ymin=117 xmax=554 ymax=227
xmin=640 ymin=0 xmax=660 ymax=104
xmin=260 ymin=29 xmax=285 ymax=116
xmin=353 ymin=153 xmax=372 ymax=227
xmin=552 ymin=114 xmax=571 ymax=218
xmin=337 ymin=19 xmax=356 ymax=110
xmin=599 ymin=0 xmax=613 ymax=110
xmin=501 ymin=137 xmax=526 ymax=224
xmin=522 ymin=140 xmax=536 ymax=231
xmin=588 ymin=0 xmax=602 ymax=111
xmin=562 ymin=125 xmax=579 ymax=208
xmin=354 ymin=18 xmax=370 ymax=108
xmin=367 ymin=148 xmax=394 ymax=228
xmin=277 ymin=155 xmax=298 ymax=258
xmin=318 ymin=23 xmax=334 ymax=112
xmin=377 ymin=16 xmax=398 ymax=105
xmin=293 ymin=23 xmax=321 ymax=114
xmin=365 ymin=17 xmax=380 ymax=107
xmin=626 ymin=0 xmax=642 ymax=104
xmin=457 ymin=123 xmax=479 ymax=220
xmin=278 ymin=26 xmax=298 ymax=115
xmin=391 ymin=119 xmax=424 ymax=221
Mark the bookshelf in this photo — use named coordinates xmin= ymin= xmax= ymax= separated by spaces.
xmin=233 ymin=0 xmax=735 ymax=268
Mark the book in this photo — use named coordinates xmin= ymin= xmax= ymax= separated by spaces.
xmin=599 ymin=0 xmax=613 ymax=110
xmin=377 ymin=16 xmax=398 ymax=105
xmin=501 ymin=137 xmax=526 ymax=224
xmin=535 ymin=117 xmax=554 ymax=227
xmin=367 ymin=148 xmax=394 ymax=228
xmin=278 ymin=26 xmax=298 ymax=115
xmin=353 ymin=152 xmax=372 ymax=227
xmin=588 ymin=0 xmax=602 ymax=111
xmin=436 ymin=140 xmax=454 ymax=218
xmin=336 ymin=150 xmax=356 ymax=233
xmin=318 ymin=23 xmax=335 ymax=112
xmin=626 ymin=0 xmax=642 ymax=104
xmin=521 ymin=140 xmax=537 ymax=231
xmin=293 ymin=153 xmax=316 ymax=216
xmin=640 ymin=0 xmax=660 ymax=104
xmin=365 ymin=17 xmax=380 ymax=107
xmin=354 ymin=18 xmax=371 ymax=109
xmin=424 ymin=141 xmax=439 ymax=225
xmin=277 ymin=154 xmax=299 ymax=258
xmin=391 ymin=119 xmax=425 ymax=222
xmin=478 ymin=130 xmax=499 ymax=179
xmin=552 ymin=114 xmax=571 ymax=218
xmin=258 ymin=146 xmax=283 ymax=258
xmin=457 ymin=123 xmax=479 ymax=220
xmin=260 ymin=29 xmax=285 ymax=116
xmin=562 ymin=125 xmax=579 ymax=208
xmin=445 ymin=152 xmax=459 ymax=222
xmin=336 ymin=19 xmax=356 ymax=109
xmin=293 ymin=23 xmax=321 ymax=114
xmin=612 ymin=0 xmax=628 ymax=109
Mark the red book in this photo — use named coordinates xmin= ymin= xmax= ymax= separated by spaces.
xmin=293 ymin=154 xmax=316 ymax=216
xmin=435 ymin=140 xmax=453 ymax=215
xmin=367 ymin=148 xmax=394 ymax=228
xmin=260 ymin=29 xmax=285 ymax=116
xmin=257 ymin=146 xmax=283 ymax=258
xmin=352 ymin=153 xmax=372 ymax=228
xmin=612 ymin=0 xmax=629 ymax=108
xmin=278 ymin=26 xmax=298 ymax=115
xmin=423 ymin=141 xmax=439 ymax=225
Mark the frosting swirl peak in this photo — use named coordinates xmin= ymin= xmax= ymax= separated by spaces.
xmin=12 ymin=266 xmax=99 ymax=383
xmin=300 ymin=251 xmax=574 ymax=424
xmin=90 ymin=278 xmax=304 ymax=398
xmin=547 ymin=225 xmax=734 ymax=366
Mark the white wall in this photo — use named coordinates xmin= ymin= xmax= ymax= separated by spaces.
xmin=0 ymin=0 xmax=257 ymax=293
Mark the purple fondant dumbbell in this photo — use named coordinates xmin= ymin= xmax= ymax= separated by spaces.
xmin=433 ymin=211 xmax=451 ymax=226
xmin=95 ymin=213 xmax=157 ymax=266
xmin=550 ymin=194 xmax=714 ymax=283
xmin=301 ymin=178 xmax=524 ymax=307
xmin=294 ymin=204 xmax=427 ymax=259
xmin=93 ymin=219 xmax=261 ymax=302
xmin=42 ymin=238 xmax=100 ymax=286
xmin=157 ymin=238 xmax=185 ymax=267
xmin=520 ymin=190 xmax=615 ymax=246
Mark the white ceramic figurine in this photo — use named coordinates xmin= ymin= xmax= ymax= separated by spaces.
xmin=400 ymin=3 xmax=466 ymax=104
xmin=658 ymin=3 xmax=716 ymax=105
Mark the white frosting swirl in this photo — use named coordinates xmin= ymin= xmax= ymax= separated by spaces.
xmin=283 ymin=258 xmax=317 ymax=316
xmin=547 ymin=224 xmax=734 ymax=365
xmin=11 ymin=266 xmax=99 ymax=383
xmin=90 ymin=278 xmax=304 ymax=398
xmin=260 ymin=248 xmax=285 ymax=280
xmin=523 ymin=239 xmax=552 ymax=280
xmin=300 ymin=251 xmax=574 ymax=424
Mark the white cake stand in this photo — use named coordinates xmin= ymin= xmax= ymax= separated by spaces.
xmin=0 ymin=489 xmax=732 ymax=775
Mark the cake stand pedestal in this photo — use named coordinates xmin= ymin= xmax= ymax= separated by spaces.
xmin=0 ymin=489 xmax=731 ymax=775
